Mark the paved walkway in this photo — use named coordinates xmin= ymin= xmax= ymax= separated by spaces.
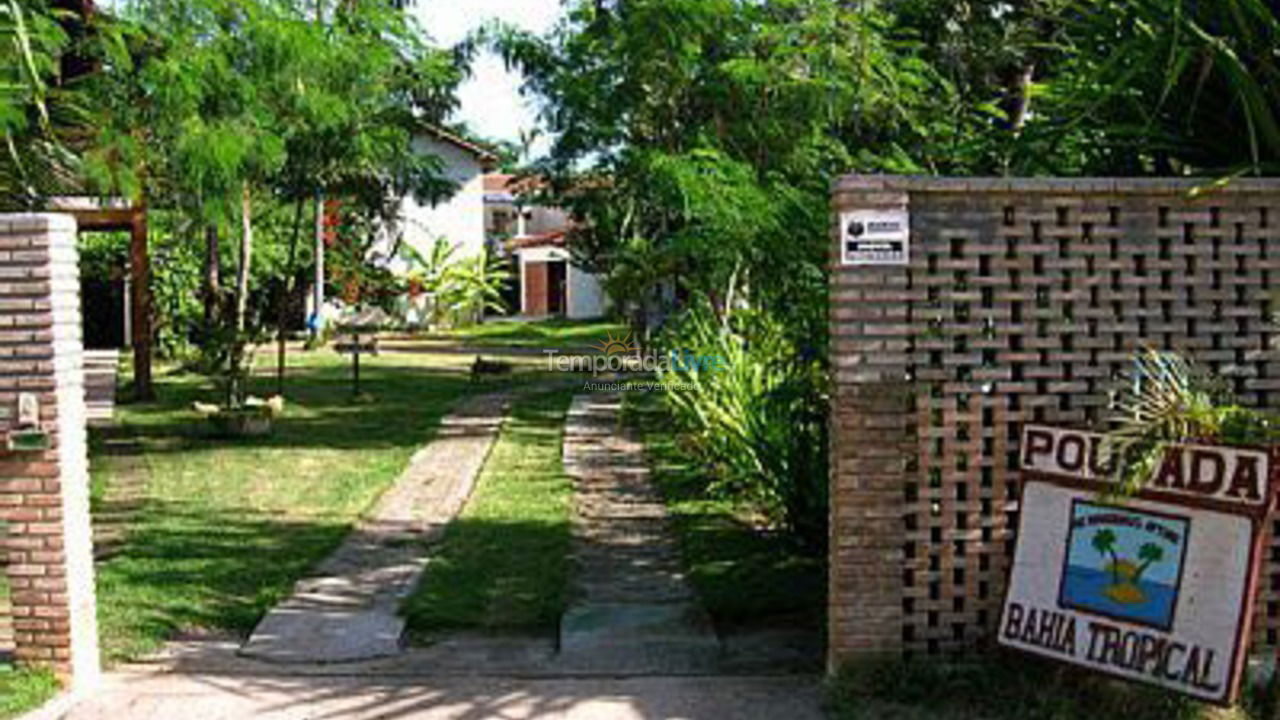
xmin=557 ymin=394 xmax=720 ymax=674
xmin=239 ymin=392 xmax=511 ymax=664
xmin=39 ymin=387 xmax=827 ymax=719
xmin=55 ymin=668 xmax=824 ymax=720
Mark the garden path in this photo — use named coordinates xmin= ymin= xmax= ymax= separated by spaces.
xmin=238 ymin=390 xmax=512 ymax=664
xmin=557 ymin=394 xmax=721 ymax=673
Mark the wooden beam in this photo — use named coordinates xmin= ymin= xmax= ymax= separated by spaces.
xmin=64 ymin=207 xmax=138 ymax=232
xmin=128 ymin=207 xmax=153 ymax=401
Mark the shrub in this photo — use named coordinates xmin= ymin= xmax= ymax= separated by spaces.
xmin=656 ymin=302 xmax=828 ymax=549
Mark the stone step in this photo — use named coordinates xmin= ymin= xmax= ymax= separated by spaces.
xmin=558 ymin=602 xmax=721 ymax=674
xmin=559 ymin=393 xmax=722 ymax=675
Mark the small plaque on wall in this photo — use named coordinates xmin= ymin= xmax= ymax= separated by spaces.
xmin=840 ymin=208 xmax=909 ymax=266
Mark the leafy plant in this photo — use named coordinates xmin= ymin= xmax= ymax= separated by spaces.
xmin=1104 ymin=347 xmax=1280 ymax=492
xmin=396 ymin=238 xmax=511 ymax=328
xmin=657 ymin=301 xmax=828 ymax=549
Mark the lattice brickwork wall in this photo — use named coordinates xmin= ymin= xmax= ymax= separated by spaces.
xmin=829 ymin=177 xmax=1280 ymax=666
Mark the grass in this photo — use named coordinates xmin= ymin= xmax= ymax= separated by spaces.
xmin=0 ymin=665 xmax=58 ymax=719
xmin=0 ymin=574 xmax=59 ymax=718
xmin=91 ymin=348 xmax=515 ymax=662
xmin=430 ymin=317 xmax=629 ymax=350
xmin=623 ymin=391 xmax=825 ymax=629
xmin=829 ymin=652 xmax=1257 ymax=720
xmin=403 ymin=388 xmax=575 ymax=636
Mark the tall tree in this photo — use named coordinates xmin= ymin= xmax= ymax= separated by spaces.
xmin=87 ymin=0 xmax=463 ymax=402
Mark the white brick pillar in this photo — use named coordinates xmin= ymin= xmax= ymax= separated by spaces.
xmin=0 ymin=214 xmax=100 ymax=691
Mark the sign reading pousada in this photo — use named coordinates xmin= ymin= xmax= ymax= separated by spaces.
xmin=1000 ymin=425 xmax=1277 ymax=704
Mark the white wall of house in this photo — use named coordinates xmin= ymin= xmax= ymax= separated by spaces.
xmin=485 ymin=201 xmax=570 ymax=241
xmin=567 ymin=262 xmax=607 ymax=320
xmin=517 ymin=246 xmax=608 ymax=320
xmin=398 ymin=135 xmax=487 ymax=261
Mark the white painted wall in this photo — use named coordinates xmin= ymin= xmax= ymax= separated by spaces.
xmin=517 ymin=246 xmax=608 ymax=320
xmin=398 ymin=136 xmax=487 ymax=261
xmin=567 ymin=263 xmax=606 ymax=320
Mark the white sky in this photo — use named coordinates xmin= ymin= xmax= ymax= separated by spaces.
xmin=415 ymin=1 xmax=563 ymax=160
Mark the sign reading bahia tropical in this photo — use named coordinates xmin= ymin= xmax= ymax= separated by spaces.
xmin=1000 ymin=425 xmax=1278 ymax=705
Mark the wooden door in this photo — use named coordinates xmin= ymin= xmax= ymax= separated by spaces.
xmin=525 ymin=261 xmax=549 ymax=316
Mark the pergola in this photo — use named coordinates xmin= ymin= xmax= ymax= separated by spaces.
xmin=53 ymin=200 xmax=152 ymax=401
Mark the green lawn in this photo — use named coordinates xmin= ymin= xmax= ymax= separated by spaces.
xmin=829 ymin=652 xmax=1253 ymax=720
xmin=623 ymin=391 xmax=825 ymax=628
xmin=430 ymin=318 xmax=629 ymax=350
xmin=91 ymin=349 xmax=499 ymax=661
xmin=0 ymin=576 xmax=59 ymax=718
xmin=0 ymin=665 xmax=58 ymax=719
xmin=403 ymin=389 xmax=575 ymax=636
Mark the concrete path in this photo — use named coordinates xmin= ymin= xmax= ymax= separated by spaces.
xmin=239 ymin=392 xmax=511 ymax=664
xmin=557 ymin=395 xmax=720 ymax=674
xmin=84 ymin=349 xmax=119 ymax=427
xmin=55 ymin=667 xmax=825 ymax=720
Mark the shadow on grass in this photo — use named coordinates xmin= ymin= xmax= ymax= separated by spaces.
xmin=430 ymin=318 xmax=629 ymax=350
xmin=91 ymin=360 xmax=518 ymax=662
xmin=623 ymin=392 xmax=825 ymax=630
xmin=111 ymin=364 xmax=479 ymax=454
xmin=403 ymin=390 xmax=575 ymax=638
xmin=94 ymin=499 xmax=352 ymax=662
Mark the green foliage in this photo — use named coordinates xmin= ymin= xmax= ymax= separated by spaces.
xmin=0 ymin=663 xmax=59 ymax=718
xmin=1105 ymin=348 xmax=1280 ymax=493
xmin=0 ymin=0 xmax=88 ymax=208
xmin=829 ymin=652 xmax=1243 ymax=720
xmin=493 ymin=0 xmax=896 ymax=545
xmin=1054 ymin=0 xmax=1280 ymax=175
xmin=657 ymin=302 xmax=828 ymax=547
xmin=396 ymin=238 xmax=512 ymax=327
xmin=63 ymin=0 xmax=463 ymax=395
xmin=625 ymin=390 xmax=825 ymax=626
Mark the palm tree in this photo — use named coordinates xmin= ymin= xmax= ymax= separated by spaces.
xmin=1092 ymin=528 xmax=1121 ymax=584
xmin=1131 ymin=542 xmax=1165 ymax=586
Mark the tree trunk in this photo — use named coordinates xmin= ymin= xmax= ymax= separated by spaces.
xmin=277 ymin=197 xmax=305 ymax=395
xmin=228 ymin=183 xmax=253 ymax=407
xmin=203 ymin=223 xmax=221 ymax=334
xmin=1003 ymin=62 xmax=1035 ymax=135
xmin=236 ymin=183 xmax=253 ymax=334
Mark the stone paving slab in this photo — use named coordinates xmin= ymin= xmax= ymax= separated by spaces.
xmin=54 ymin=669 xmax=825 ymax=720
xmin=558 ymin=394 xmax=721 ymax=674
xmin=239 ymin=392 xmax=511 ymax=664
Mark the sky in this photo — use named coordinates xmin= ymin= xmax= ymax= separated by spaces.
xmin=414 ymin=1 xmax=563 ymax=159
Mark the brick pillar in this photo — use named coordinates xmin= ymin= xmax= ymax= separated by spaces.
xmin=0 ymin=214 xmax=100 ymax=690
xmin=828 ymin=179 xmax=914 ymax=668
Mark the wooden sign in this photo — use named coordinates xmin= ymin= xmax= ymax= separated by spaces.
xmin=999 ymin=425 xmax=1278 ymax=705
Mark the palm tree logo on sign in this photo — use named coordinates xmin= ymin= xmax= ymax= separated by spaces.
xmin=1059 ymin=501 xmax=1189 ymax=631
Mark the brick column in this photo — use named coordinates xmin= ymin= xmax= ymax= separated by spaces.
xmin=828 ymin=179 xmax=914 ymax=668
xmin=0 ymin=214 xmax=100 ymax=690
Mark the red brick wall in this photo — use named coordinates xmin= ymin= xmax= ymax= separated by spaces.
xmin=0 ymin=214 xmax=99 ymax=689
xmin=830 ymin=177 xmax=1280 ymax=665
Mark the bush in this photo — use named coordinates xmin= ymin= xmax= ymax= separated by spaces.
xmin=829 ymin=652 xmax=1248 ymax=720
xmin=656 ymin=302 xmax=828 ymax=549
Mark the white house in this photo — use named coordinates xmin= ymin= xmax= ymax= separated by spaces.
xmin=484 ymin=174 xmax=609 ymax=320
xmin=396 ymin=126 xmax=499 ymax=261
